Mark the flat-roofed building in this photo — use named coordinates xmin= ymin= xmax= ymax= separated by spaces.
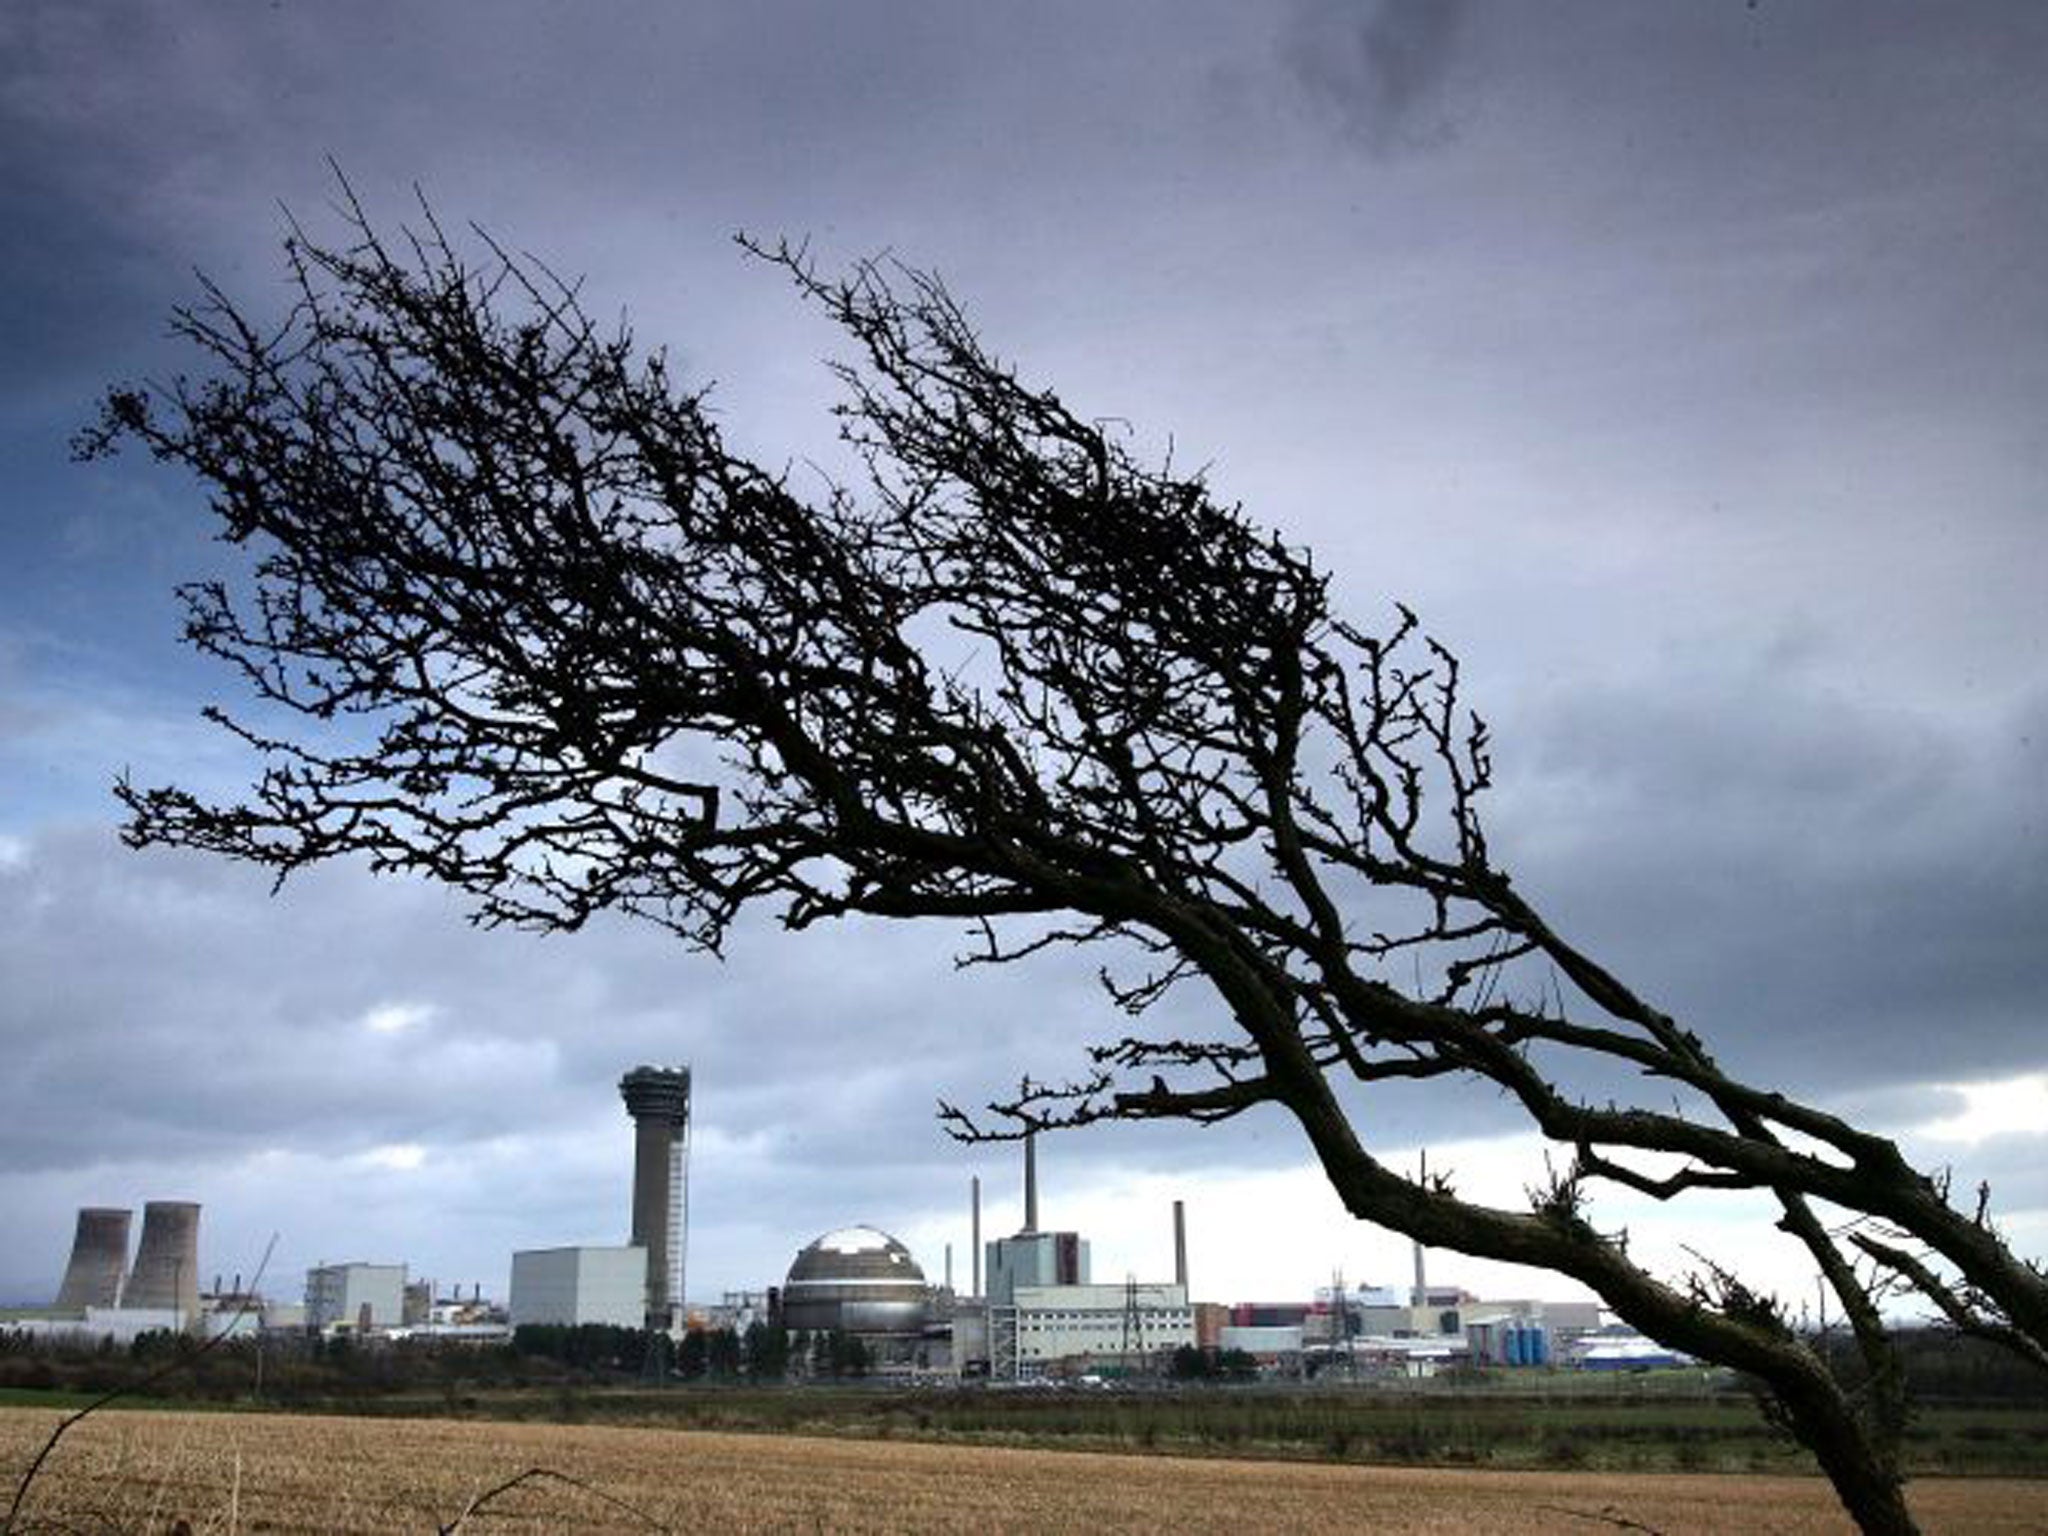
xmin=305 ymin=1263 xmax=407 ymax=1331
xmin=508 ymin=1246 xmax=647 ymax=1330
xmin=997 ymin=1282 xmax=1193 ymax=1374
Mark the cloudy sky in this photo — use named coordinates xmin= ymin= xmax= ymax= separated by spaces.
xmin=2 ymin=2 xmax=2042 ymax=1317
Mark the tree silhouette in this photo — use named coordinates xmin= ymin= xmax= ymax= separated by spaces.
xmin=84 ymin=190 xmax=2044 ymax=1533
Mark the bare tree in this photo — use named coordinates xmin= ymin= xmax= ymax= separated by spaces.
xmin=82 ymin=193 xmax=2044 ymax=1534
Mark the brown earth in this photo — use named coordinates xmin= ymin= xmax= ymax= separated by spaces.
xmin=3 ymin=1408 xmax=2043 ymax=1534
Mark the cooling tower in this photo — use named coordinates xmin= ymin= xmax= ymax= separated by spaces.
xmin=55 ymin=1207 xmax=131 ymax=1310
xmin=123 ymin=1201 xmax=200 ymax=1317
xmin=620 ymin=1065 xmax=691 ymax=1330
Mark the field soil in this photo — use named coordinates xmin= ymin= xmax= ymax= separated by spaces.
xmin=3 ymin=1407 xmax=2043 ymax=1534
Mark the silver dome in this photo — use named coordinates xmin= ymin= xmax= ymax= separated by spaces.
xmin=783 ymin=1225 xmax=928 ymax=1335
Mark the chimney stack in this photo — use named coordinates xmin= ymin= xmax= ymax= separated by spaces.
xmin=1172 ymin=1199 xmax=1188 ymax=1291
xmin=1023 ymin=1131 xmax=1039 ymax=1233
xmin=971 ymin=1176 xmax=982 ymax=1299
xmin=1411 ymin=1149 xmax=1429 ymax=1308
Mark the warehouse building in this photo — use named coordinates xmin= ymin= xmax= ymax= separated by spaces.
xmin=305 ymin=1262 xmax=407 ymax=1332
xmin=994 ymin=1282 xmax=1195 ymax=1377
xmin=508 ymin=1246 xmax=648 ymax=1330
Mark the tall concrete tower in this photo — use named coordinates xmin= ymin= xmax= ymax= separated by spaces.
xmin=1172 ymin=1199 xmax=1188 ymax=1291
xmin=1023 ymin=1130 xmax=1039 ymax=1233
xmin=1411 ymin=1148 xmax=1429 ymax=1308
xmin=619 ymin=1065 xmax=691 ymax=1331
xmin=970 ymin=1176 xmax=982 ymax=1300
xmin=56 ymin=1207 xmax=131 ymax=1310
xmin=123 ymin=1201 xmax=200 ymax=1320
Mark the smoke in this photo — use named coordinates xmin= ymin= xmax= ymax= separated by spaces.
xmin=1281 ymin=0 xmax=1472 ymax=154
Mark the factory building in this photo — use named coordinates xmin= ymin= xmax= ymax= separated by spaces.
xmin=963 ymin=1142 xmax=1199 ymax=1378
xmin=305 ymin=1262 xmax=407 ymax=1332
xmin=497 ymin=1063 xmax=690 ymax=1336
xmin=1218 ymin=1323 xmax=1305 ymax=1365
xmin=1002 ymin=1282 xmax=1194 ymax=1374
xmin=981 ymin=1131 xmax=1090 ymax=1307
xmin=4 ymin=1307 xmax=192 ymax=1347
xmin=508 ymin=1246 xmax=648 ymax=1330
xmin=984 ymin=1230 xmax=1089 ymax=1304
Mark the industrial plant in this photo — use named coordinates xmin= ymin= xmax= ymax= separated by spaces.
xmin=13 ymin=1199 xmax=210 ymax=1343
xmin=505 ymin=1063 xmax=692 ymax=1333
xmin=6 ymin=1067 xmax=1639 ymax=1378
xmin=779 ymin=1226 xmax=933 ymax=1362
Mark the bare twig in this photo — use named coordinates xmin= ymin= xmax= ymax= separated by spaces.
xmin=1532 ymin=1505 xmax=1668 ymax=1535
xmin=438 ymin=1466 xmax=671 ymax=1534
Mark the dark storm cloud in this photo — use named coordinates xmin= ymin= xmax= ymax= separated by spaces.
xmin=1281 ymin=0 xmax=1469 ymax=153
xmin=1488 ymin=661 xmax=2047 ymax=1091
xmin=0 ymin=178 xmax=165 ymax=411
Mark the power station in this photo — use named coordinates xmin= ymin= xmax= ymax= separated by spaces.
xmin=39 ymin=1199 xmax=203 ymax=1334
xmin=18 ymin=1076 xmax=1622 ymax=1378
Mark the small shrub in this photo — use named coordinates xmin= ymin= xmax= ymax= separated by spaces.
xmin=1541 ymin=1436 xmax=1589 ymax=1468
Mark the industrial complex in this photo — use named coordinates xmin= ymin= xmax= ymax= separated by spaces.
xmin=7 ymin=1063 xmax=1661 ymax=1376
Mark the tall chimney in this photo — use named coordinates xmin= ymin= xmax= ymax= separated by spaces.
xmin=945 ymin=1242 xmax=954 ymax=1293
xmin=1023 ymin=1131 xmax=1039 ymax=1233
xmin=1411 ymin=1148 xmax=1429 ymax=1308
xmin=1172 ymin=1199 xmax=1188 ymax=1291
xmin=971 ymin=1176 xmax=982 ymax=1299
xmin=124 ymin=1201 xmax=200 ymax=1321
xmin=56 ymin=1208 xmax=131 ymax=1311
xmin=620 ymin=1065 xmax=692 ymax=1330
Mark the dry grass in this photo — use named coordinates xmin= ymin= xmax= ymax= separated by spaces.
xmin=3 ymin=1407 xmax=2042 ymax=1534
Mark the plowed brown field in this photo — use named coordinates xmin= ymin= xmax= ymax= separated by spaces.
xmin=3 ymin=1408 xmax=2041 ymax=1533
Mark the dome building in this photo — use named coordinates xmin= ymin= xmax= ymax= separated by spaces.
xmin=781 ymin=1226 xmax=929 ymax=1338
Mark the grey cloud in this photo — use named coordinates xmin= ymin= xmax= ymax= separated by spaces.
xmin=1281 ymin=0 xmax=1469 ymax=153
xmin=1482 ymin=665 xmax=2048 ymax=1093
xmin=3 ymin=1 xmax=2043 ymax=1306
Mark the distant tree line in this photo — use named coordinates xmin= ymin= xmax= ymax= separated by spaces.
xmin=4 ymin=1324 xmax=2040 ymax=1406
xmin=1169 ymin=1345 xmax=1259 ymax=1382
xmin=509 ymin=1321 xmax=870 ymax=1382
xmin=0 ymin=1320 xmax=889 ymax=1403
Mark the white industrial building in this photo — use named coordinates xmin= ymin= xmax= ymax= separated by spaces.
xmin=992 ymin=1282 xmax=1195 ymax=1376
xmin=305 ymin=1262 xmax=407 ymax=1331
xmin=508 ymin=1245 xmax=647 ymax=1329
xmin=3 ymin=1307 xmax=191 ymax=1346
xmin=1218 ymin=1322 xmax=1304 ymax=1361
xmin=984 ymin=1230 xmax=1090 ymax=1305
